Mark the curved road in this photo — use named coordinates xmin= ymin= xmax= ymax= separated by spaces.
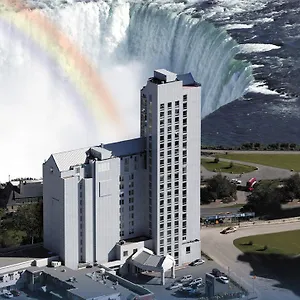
xmin=201 ymin=157 xmax=295 ymax=182
xmin=201 ymin=222 xmax=300 ymax=300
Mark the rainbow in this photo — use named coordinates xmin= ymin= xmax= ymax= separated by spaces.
xmin=0 ymin=0 xmax=126 ymax=137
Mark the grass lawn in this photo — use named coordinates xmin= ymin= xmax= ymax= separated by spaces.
xmin=234 ymin=230 xmax=300 ymax=256
xmin=201 ymin=158 xmax=256 ymax=174
xmin=217 ymin=153 xmax=300 ymax=171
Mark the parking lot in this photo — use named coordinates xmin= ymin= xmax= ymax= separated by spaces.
xmin=125 ymin=260 xmax=244 ymax=300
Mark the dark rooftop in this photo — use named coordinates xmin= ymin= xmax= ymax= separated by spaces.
xmin=104 ymin=137 xmax=146 ymax=158
xmin=177 ymin=72 xmax=201 ymax=87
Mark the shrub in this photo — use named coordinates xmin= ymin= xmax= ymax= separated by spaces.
xmin=214 ymin=157 xmax=220 ymax=163
xmin=263 ymin=245 xmax=268 ymax=251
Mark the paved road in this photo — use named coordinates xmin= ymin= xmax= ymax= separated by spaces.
xmin=201 ymin=206 xmax=241 ymax=217
xmin=201 ymin=222 xmax=300 ymax=300
xmin=201 ymin=157 xmax=294 ymax=182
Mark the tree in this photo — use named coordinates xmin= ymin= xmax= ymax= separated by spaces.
xmin=0 ymin=229 xmax=26 ymax=248
xmin=284 ymin=173 xmax=300 ymax=200
xmin=206 ymin=174 xmax=237 ymax=201
xmin=246 ymin=181 xmax=282 ymax=216
xmin=12 ymin=202 xmax=43 ymax=244
xmin=0 ymin=208 xmax=5 ymax=220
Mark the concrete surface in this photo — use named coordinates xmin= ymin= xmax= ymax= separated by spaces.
xmin=125 ymin=260 xmax=243 ymax=300
xmin=201 ymin=222 xmax=300 ymax=300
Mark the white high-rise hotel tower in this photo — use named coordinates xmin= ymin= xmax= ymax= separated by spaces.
xmin=43 ymin=69 xmax=201 ymax=273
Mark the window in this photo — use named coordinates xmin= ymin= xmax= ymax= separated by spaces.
xmin=123 ymin=251 xmax=128 ymax=257
xmin=168 ymin=102 xmax=172 ymax=108
xmin=183 ymin=94 xmax=187 ymax=101
xmin=186 ymin=246 xmax=191 ymax=254
xmin=133 ymin=248 xmax=138 ymax=254
xmin=160 ymin=104 xmax=164 ymax=110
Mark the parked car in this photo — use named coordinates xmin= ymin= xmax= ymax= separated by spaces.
xmin=190 ymin=258 xmax=205 ymax=266
xmin=166 ymin=282 xmax=183 ymax=290
xmin=179 ymin=274 xmax=193 ymax=282
xmin=189 ymin=277 xmax=203 ymax=286
xmin=218 ymin=275 xmax=229 ymax=284
xmin=212 ymin=268 xmax=221 ymax=277
xmin=11 ymin=289 xmax=21 ymax=296
xmin=179 ymin=286 xmax=193 ymax=293
xmin=3 ymin=291 xmax=13 ymax=298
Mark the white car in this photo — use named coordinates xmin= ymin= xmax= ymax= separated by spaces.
xmin=3 ymin=291 xmax=13 ymax=298
xmin=190 ymin=258 xmax=205 ymax=266
xmin=179 ymin=274 xmax=193 ymax=282
xmin=219 ymin=276 xmax=229 ymax=284
xmin=231 ymin=179 xmax=242 ymax=185
xmin=189 ymin=277 xmax=203 ymax=286
xmin=166 ymin=282 xmax=183 ymax=290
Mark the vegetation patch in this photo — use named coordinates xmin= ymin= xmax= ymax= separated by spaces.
xmin=0 ymin=203 xmax=43 ymax=248
xmin=217 ymin=153 xmax=300 ymax=171
xmin=241 ymin=174 xmax=300 ymax=216
xmin=234 ymin=230 xmax=300 ymax=256
xmin=201 ymin=158 xmax=256 ymax=174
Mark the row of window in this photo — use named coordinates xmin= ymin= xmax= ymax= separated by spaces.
xmin=159 ymin=213 xmax=187 ymax=223
xmin=159 ymin=197 xmax=186 ymax=206
xmin=119 ymin=174 xmax=134 ymax=182
xmin=160 ymin=134 xmax=187 ymax=143
xmin=159 ymin=96 xmax=187 ymax=111
xmin=160 ymin=126 xmax=187 ymax=135
xmin=159 ymin=228 xmax=187 ymax=246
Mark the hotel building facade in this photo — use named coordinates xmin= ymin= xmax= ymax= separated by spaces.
xmin=43 ymin=69 xmax=201 ymax=274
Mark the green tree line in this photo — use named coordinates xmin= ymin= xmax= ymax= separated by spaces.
xmin=202 ymin=142 xmax=300 ymax=151
xmin=0 ymin=203 xmax=43 ymax=248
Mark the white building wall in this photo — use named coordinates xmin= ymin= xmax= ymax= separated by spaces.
xmin=181 ymin=85 xmax=201 ymax=264
xmin=119 ymin=153 xmax=147 ymax=240
xmin=82 ymin=178 xmax=93 ymax=264
xmin=94 ymin=158 xmax=120 ymax=263
xmin=63 ymin=175 xmax=80 ymax=269
xmin=140 ymin=70 xmax=201 ymax=266
xmin=43 ymin=157 xmax=65 ymax=258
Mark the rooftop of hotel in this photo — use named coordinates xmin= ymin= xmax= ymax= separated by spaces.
xmin=0 ymin=246 xmax=53 ymax=271
xmin=149 ymin=69 xmax=201 ymax=87
xmin=27 ymin=265 xmax=152 ymax=300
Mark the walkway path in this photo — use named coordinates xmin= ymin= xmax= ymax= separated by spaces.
xmin=201 ymin=222 xmax=300 ymax=300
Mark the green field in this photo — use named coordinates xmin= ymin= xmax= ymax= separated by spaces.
xmin=234 ymin=230 xmax=300 ymax=256
xmin=217 ymin=153 xmax=300 ymax=171
xmin=201 ymin=158 xmax=256 ymax=174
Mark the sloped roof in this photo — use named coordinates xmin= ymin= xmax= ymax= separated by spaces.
xmin=51 ymin=148 xmax=89 ymax=172
xmin=133 ymin=251 xmax=164 ymax=268
xmin=131 ymin=248 xmax=174 ymax=272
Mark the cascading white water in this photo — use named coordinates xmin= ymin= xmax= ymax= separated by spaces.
xmin=0 ymin=0 xmax=253 ymax=181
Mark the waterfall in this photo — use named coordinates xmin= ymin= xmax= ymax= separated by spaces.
xmin=0 ymin=0 xmax=253 ymax=180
